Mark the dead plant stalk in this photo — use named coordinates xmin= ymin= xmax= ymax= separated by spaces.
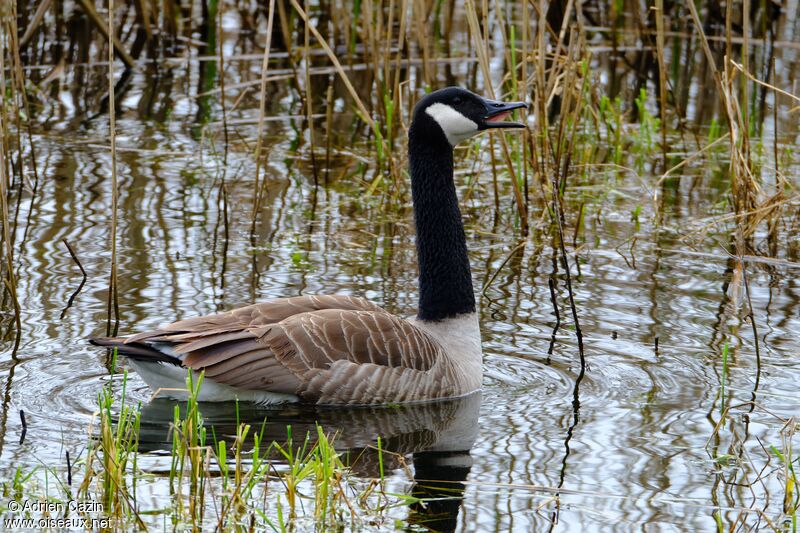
xmin=106 ymin=0 xmax=120 ymax=336
xmin=249 ymin=0 xmax=276 ymax=235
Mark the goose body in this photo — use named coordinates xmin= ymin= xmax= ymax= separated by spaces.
xmin=91 ymin=88 xmax=526 ymax=405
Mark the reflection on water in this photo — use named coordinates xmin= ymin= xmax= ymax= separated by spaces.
xmin=0 ymin=2 xmax=798 ymax=531
xmin=138 ymin=393 xmax=481 ymax=532
xmin=137 ymin=393 xmax=480 ymax=459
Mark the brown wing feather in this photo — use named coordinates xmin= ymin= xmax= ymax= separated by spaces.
xmin=125 ymin=295 xmax=385 ymax=344
xmin=96 ymin=295 xmax=448 ymax=404
xmin=268 ymin=310 xmax=439 ymax=371
xmin=180 ymin=309 xmax=446 ymax=404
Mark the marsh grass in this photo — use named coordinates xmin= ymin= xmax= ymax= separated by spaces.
xmin=1 ymin=363 xmax=416 ymax=531
xmin=82 ymin=363 xmax=145 ymax=527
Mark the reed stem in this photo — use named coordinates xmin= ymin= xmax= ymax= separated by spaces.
xmin=106 ymin=0 xmax=120 ymax=337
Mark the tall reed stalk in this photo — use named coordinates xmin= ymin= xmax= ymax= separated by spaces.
xmin=464 ymin=0 xmax=528 ymax=233
xmin=106 ymin=0 xmax=120 ymax=337
xmin=289 ymin=0 xmax=391 ymax=180
xmin=686 ymin=0 xmax=761 ymax=242
xmin=654 ymin=0 xmax=668 ymax=164
xmin=250 ymin=0 xmax=276 ymax=236
xmin=303 ymin=0 xmax=320 ymax=185
xmin=0 ymin=16 xmax=21 ymax=351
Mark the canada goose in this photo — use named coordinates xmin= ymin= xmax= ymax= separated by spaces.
xmin=91 ymin=87 xmax=527 ymax=405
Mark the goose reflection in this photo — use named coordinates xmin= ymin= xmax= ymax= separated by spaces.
xmin=136 ymin=392 xmax=481 ymax=533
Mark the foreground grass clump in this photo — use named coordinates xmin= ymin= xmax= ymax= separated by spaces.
xmin=2 ymin=360 xmax=410 ymax=531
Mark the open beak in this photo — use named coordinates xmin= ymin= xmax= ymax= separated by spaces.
xmin=480 ymin=97 xmax=528 ymax=129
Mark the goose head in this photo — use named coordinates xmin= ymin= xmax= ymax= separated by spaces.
xmin=411 ymin=87 xmax=528 ymax=146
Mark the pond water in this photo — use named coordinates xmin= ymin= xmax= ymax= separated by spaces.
xmin=1 ymin=3 xmax=799 ymax=531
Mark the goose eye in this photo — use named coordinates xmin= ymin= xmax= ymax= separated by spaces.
xmin=452 ymin=97 xmax=462 ymax=105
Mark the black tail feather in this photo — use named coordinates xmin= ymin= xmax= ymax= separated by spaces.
xmin=89 ymin=337 xmax=182 ymax=365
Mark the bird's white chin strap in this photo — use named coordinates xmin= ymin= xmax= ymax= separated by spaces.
xmin=425 ymin=103 xmax=479 ymax=146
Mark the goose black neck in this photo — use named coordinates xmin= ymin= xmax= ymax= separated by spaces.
xmin=409 ymin=121 xmax=475 ymax=322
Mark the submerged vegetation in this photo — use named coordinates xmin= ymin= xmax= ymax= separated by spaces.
xmin=0 ymin=0 xmax=797 ymax=530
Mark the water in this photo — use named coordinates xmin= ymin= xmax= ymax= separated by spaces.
xmin=2 ymin=4 xmax=800 ymax=531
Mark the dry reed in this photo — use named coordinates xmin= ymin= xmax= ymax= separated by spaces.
xmin=0 ymin=10 xmax=21 ymax=352
xmin=105 ymin=0 xmax=120 ymax=337
xmin=249 ymin=0 xmax=276 ymax=236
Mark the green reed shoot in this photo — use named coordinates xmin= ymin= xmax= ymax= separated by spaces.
xmin=272 ymin=425 xmax=311 ymax=520
xmin=77 ymin=350 xmax=144 ymax=529
xmin=599 ymin=95 xmax=624 ymax=165
xmin=174 ymin=371 xmax=207 ymax=527
xmin=311 ymin=425 xmax=341 ymax=527
xmin=376 ymin=436 xmax=385 ymax=481
xmin=384 ymin=93 xmax=395 ymax=151
xmin=708 ymin=117 xmax=722 ymax=144
xmin=633 ymin=88 xmax=661 ymax=170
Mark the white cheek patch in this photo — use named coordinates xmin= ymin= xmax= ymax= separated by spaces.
xmin=425 ymin=103 xmax=479 ymax=146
